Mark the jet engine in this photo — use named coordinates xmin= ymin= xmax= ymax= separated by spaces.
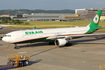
xmin=54 ymin=39 xmax=67 ymax=47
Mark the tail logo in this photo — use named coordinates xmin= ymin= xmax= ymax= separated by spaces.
xmin=93 ymin=15 xmax=99 ymax=24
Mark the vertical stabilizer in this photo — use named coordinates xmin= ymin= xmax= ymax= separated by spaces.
xmin=86 ymin=10 xmax=102 ymax=33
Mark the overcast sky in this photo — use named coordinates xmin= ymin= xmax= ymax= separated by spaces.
xmin=0 ymin=0 xmax=104 ymax=10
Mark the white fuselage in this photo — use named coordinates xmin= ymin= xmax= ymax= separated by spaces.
xmin=2 ymin=26 xmax=90 ymax=43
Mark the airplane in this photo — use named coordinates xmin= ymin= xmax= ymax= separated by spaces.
xmin=0 ymin=25 xmax=3 ymax=29
xmin=0 ymin=25 xmax=15 ymax=29
xmin=2 ymin=10 xmax=105 ymax=49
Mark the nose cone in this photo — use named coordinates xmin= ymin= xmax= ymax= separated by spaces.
xmin=2 ymin=37 xmax=10 ymax=42
xmin=2 ymin=37 xmax=6 ymax=42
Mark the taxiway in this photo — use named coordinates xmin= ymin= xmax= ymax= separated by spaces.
xmin=0 ymin=28 xmax=105 ymax=70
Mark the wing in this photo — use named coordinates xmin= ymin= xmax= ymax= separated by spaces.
xmin=47 ymin=33 xmax=105 ymax=40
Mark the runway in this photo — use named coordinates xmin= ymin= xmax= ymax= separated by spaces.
xmin=0 ymin=28 xmax=105 ymax=70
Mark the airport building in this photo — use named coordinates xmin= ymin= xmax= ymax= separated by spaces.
xmin=75 ymin=8 xmax=105 ymax=20
xmin=3 ymin=8 xmax=105 ymax=21
xmin=0 ymin=14 xmax=10 ymax=17
xmin=13 ymin=13 xmax=80 ymax=21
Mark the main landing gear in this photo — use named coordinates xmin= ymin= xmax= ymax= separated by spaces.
xmin=14 ymin=44 xmax=19 ymax=49
xmin=65 ymin=42 xmax=73 ymax=46
xmin=49 ymin=42 xmax=55 ymax=45
xmin=49 ymin=42 xmax=73 ymax=47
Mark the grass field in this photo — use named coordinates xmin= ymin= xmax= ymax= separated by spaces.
xmin=3 ymin=21 xmax=105 ymax=31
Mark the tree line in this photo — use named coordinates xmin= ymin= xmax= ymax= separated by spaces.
xmin=0 ymin=9 xmax=75 ymax=15
xmin=0 ymin=17 xmax=24 ymax=24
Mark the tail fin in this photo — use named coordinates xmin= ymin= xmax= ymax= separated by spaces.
xmin=86 ymin=10 xmax=102 ymax=33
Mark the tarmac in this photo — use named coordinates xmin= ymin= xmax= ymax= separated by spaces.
xmin=0 ymin=28 xmax=105 ymax=70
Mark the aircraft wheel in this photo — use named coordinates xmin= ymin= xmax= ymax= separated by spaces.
xmin=65 ymin=43 xmax=73 ymax=46
xmin=14 ymin=47 xmax=19 ymax=49
xmin=49 ymin=42 xmax=54 ymax=45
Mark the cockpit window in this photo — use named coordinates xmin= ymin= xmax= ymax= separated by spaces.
xmin=4 ymin=35 xmax=11 ymax=37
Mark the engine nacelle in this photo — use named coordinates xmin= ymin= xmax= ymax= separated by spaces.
xmin=54 ymin=39 xmax=67 ymax=47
